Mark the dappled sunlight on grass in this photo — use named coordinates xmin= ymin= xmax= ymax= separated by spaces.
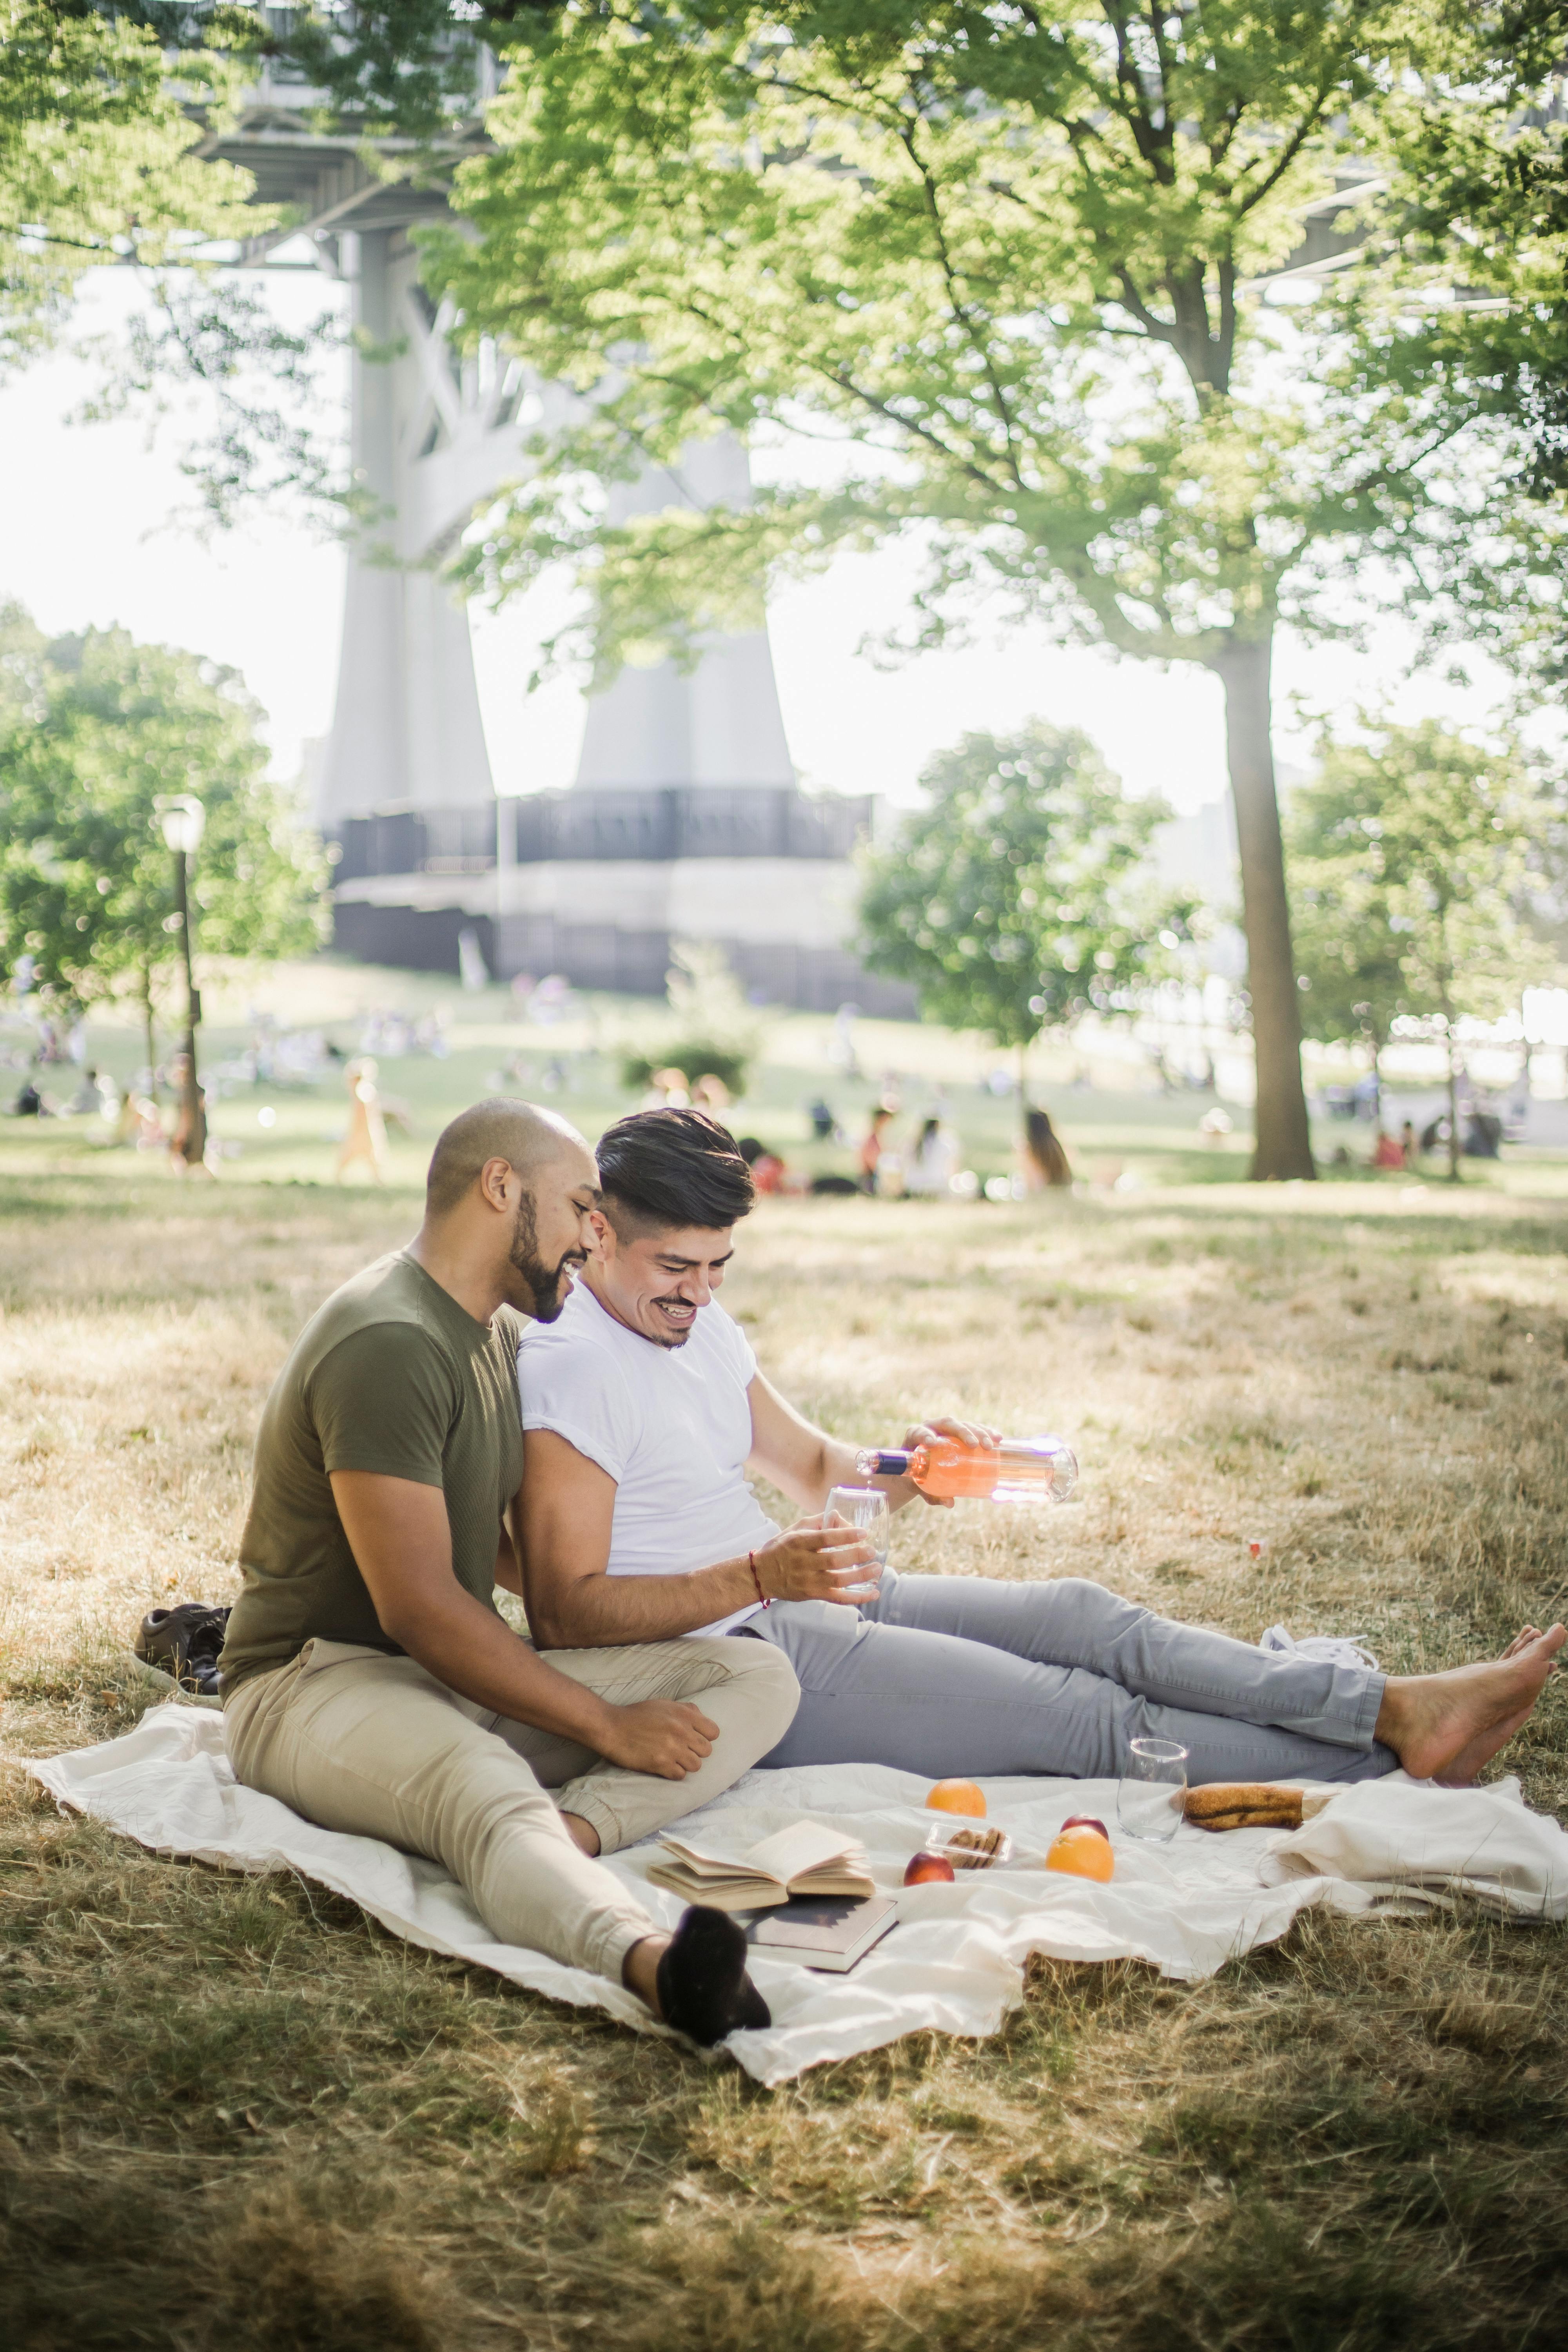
xmin=2 ymin=1169 xmax=1567 ymax=2347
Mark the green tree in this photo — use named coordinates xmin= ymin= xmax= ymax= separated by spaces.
xmin=0 ymin=0 xmax=257 ymax=365
xmin=1287 ymin=821 xmax=1410 ymax=1078
xmin=423 ymin=0 xmax=1551 ymax=1182
xmin=0 ymin=1 xmax=501 ymax=520
xmin=857 ymin=720 xmax=1173 ymax=1109
xmin=1312 ymin=5 xmax=1568 ymax=708
xmin=0 ymin=612 xmax=326 ymax=1078
xmin=618 ymin=938 xmax=765 ymax=1097
xmin=1287 ymin=718 xmax=1559 ymax=1180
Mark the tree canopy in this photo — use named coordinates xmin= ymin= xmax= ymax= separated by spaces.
xmin=1311 ymin=1 xmax=1568 ymax=711
xmin=0 ymin=0 xmax=258 ymax=365
xmin=858 ymin=720 xmax=1175 ymax=1080
xmin=0 ymin=607 xmax=326 ymax=1039
xmin=423 ymin=0 xmax=1568 ymax=1180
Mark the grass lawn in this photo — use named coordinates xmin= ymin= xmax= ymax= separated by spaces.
xmin=18 ymin=947 xmax=1559 ymax=1198
xmin=3 ymin=1091 xmax=1568 ymax=2345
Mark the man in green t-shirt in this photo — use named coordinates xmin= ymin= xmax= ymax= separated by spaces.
xmin=221 ymin=1098 xmax=798 ymax=2047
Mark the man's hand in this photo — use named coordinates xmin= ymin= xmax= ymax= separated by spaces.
xmin=752 ymin=1515 xmax=879 ymax=1605
xmin=595 ymin=1698 xmax=722 ymax=1779
xmin=899 ymin=1417 xmax=1001 ymax=1510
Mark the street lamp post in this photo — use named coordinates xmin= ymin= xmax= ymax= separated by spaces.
xmin=158 ymin=795 xmax=207 ymax=1171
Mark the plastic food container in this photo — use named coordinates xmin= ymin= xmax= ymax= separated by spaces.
xmin=923 ymin=1821 xmax=1014 ymax=1871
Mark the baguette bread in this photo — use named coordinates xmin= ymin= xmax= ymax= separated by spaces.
xmin=1183 ymin=1784 xmax=1305 ymax=1833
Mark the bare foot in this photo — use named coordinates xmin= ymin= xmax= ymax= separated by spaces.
xmin=1438 ymin=1627 xmax=1552 ymax=1780
xmin=1374 ymin=1625 xmax=1566 ymax=1782
xmin=1434 ymin=1693 xmax=1544 ymax=1788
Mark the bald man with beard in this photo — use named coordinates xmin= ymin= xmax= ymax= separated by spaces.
xmin=220 ymin=1101 xmax=797 ymax=2046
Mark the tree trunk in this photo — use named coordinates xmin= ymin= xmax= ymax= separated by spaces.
xmin=1211 ymin=633 xmax=1315 ymax=1181
xmin=142 ymin=972 xmax=156 ymax=1098
xmin=1438 ymin=943 xmax=1461 ymax=1183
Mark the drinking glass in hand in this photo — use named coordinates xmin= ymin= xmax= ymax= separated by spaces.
xmin=1116 ymin=1738 xmax=1188 ymax=1843
xmin=825 ymin=1485 xmax=890 ymax=1600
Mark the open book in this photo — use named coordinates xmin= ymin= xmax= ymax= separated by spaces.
xmin=646 ymin=1820 xmax=876 ymax=1912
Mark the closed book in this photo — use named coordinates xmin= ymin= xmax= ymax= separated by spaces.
xmin=746 ymin=1895 xmax=899 ymax=1973
xmin=646 ymin=1819 xmax=875 ymax=1913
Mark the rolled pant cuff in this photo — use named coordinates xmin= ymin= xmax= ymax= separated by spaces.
xmin=561 ymin=1789 xmax=628 ymax=1858
xmin=584 ymin=1915 xmax=652 ymax=1986
xmin=1354 ymin=1671 xmax=1387 ymax=1750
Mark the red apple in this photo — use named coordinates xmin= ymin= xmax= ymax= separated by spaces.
xmin=1061 ymin=1815 xmax=1109 ymax=1840
xmin=904 ymin=1851 xmax=956 ymax=1887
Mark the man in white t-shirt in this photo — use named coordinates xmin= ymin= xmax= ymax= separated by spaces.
xmin=517 ymin=1111 xmax=1563 ymax=1789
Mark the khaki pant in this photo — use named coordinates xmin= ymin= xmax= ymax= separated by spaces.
xmin=223 ymin=1633 xmax=800 ymax=1983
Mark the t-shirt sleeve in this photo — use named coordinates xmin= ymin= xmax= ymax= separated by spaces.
xmin=308 ymin=1323 xmax=457 ymax=1488
xmin=518 ymin=1335 xmax=638 ymax=1484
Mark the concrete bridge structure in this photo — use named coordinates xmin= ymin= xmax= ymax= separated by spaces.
xmin=200 ymin=80 xmax=914 ymax=1013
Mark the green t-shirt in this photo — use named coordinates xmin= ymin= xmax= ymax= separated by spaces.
xmin=221 ymin=1250 xmax=525 ymax=1690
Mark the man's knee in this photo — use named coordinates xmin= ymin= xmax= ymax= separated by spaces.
xmin=1049 ymin=1577 xmax=1141 ymax=1637
xmin=710 ymin=1635 xmax=800 ymax=1741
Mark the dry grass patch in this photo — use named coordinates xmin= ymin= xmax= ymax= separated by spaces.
xmin=3 ymin=1170 xmax=1568 ymax=2348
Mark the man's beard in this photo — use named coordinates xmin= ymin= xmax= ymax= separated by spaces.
xmin=508 ymin=1188 xmax=583 ymax=1322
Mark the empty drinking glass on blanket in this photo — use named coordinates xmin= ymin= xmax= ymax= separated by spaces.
xmin=826 ymin=1485 xmax=890 ymax=1598
xmin=1117 ymin=1739 xmax=1188 ymax=1843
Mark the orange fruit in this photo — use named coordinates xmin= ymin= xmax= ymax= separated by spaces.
xmin=1045 ymin=1826 xmax=1114 ymax=1883
xmin=926 ymin=1779 xmax=987 ymax=1819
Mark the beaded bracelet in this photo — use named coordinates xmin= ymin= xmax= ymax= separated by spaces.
xmin=747 ymin=1550 xmax=771 ymax=1610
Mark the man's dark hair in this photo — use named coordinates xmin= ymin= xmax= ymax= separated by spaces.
xmin=595 ymin=1108 xmax=755 ymax=1235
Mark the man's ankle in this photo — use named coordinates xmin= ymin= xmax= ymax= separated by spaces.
xmin=561 ymin=1811 xmax=601 ymax=1857
xmin=623 ymin=1934 xmax=668 ymax=2016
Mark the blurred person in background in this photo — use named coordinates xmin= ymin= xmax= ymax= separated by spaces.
xmin=857 ymin=1105 xmax=895 ymax=1194
xmin=168 ymin=1055 xmax=213 ymax=1178
xmin=64 ymin=1065 xmax=101 ymax=1116
xmin=736 ymin=1136 xmax=788 ymax=1194
xmin=118 ymin=1089 xmax=163 ymax=1149
xmin=1020 ymin=1105 xmax=1072 ymax=1189
xmin=336 ymin=1057 xmax=388 ymax=1184
xmin=905 ymin=1115 xmax=959 ymax=1198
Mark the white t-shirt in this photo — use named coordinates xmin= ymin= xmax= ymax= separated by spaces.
xmin=517 ymin=1281 xmax=777 ymax=1634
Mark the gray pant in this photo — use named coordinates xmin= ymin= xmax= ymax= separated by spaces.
xmin=744 ymin=1567 xmax=1396 ymax=1785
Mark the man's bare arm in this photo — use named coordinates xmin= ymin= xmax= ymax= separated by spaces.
xmin=520 ymin=1430 xmax=875 ymax=1648
xmin=330 ymin=1470 xmax=717 ymax=1779
xmin=744 ymin=1372 xmax=869 ymax=1511
xmin=494 ymin=1513 xmax=524 ymax=1598
xmin=745 ymin=1372 xmax=996 ymax=1515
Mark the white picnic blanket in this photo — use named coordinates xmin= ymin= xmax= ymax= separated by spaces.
xmin=25 ymin=1704 xmax=1568 ymax=2088
xmin=1261 ymin=1776 xmax=1568 ymax=1916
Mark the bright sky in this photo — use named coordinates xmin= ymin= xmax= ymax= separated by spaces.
xmin=0 ymin=271 xmax=1517 ymax=818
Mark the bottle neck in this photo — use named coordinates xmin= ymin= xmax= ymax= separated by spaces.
xmin=855 ymin=1447 xmax=916 ymax=1478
